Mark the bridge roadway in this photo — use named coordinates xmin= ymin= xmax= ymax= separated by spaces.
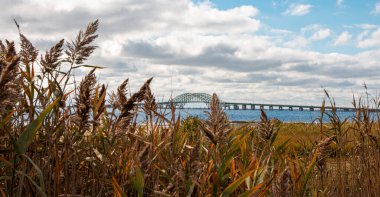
xmin=152 ymin=101 xmax=357 ymax=112
xmin=135 ymin=93 xmax=360 ymax=112
xmin=220 ymin=102 xmax=353 ymax=111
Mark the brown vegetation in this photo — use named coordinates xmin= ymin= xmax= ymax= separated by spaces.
xmin=0 ymin=20 xmax=379 ymax=196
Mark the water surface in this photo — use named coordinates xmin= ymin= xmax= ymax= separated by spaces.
xmin=138 ymin=108 xmax=357 ymax=123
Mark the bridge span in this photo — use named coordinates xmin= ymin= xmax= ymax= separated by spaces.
xmin=152 ymin=93 xmax=357 ymax=112
xmin=219 ymin=102 xmax=351 ymax=111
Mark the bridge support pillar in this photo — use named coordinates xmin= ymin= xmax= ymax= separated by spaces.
xmin=310 ymin=107 xmax=314 ymax=111
xmin=269 ymin=106 xmax=273 ymax=110
xmin=260 ymin=105 xmax=264 ymax=110
xmin=234 ymin=105 xmax=239 ymax=110
xmin=289 ymin=107 xmax=293 ymax=111
xmin=299 ymin=107 xmax=303 ymax=111
xmin=242 ymin=105 xmax=247 ymax=110
xmin=251 ymin=105 xmax=255 ymax=110
xmin=279 ymin=106 xmax=283 ymax=111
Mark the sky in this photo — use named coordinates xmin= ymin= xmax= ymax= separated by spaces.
xmin=1 ymin=0 xmax=380 ymax=106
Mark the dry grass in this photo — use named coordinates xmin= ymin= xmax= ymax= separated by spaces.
xmin=0 ymin=20 xmax=379 ymax=196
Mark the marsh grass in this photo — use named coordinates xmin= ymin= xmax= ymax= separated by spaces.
xmin=0 ymin=20 xmax=379 ymax=196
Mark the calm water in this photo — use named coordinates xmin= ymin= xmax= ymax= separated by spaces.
xmin=139 ymin=108 xmax=358 ymax=123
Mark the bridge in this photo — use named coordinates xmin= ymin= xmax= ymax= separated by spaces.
xmin=154 ymin=93 xmax=357 ymax=112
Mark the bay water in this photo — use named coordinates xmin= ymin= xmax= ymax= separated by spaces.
xmin=139 ymin=108 xmax=358 ymax=123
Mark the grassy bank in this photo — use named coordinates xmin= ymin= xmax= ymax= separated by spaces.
xmin=1 ymin=20 xmax=379 ymax=196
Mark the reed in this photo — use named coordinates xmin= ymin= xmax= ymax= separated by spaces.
xmin=0 ymin=20 xmax=379 ymax=197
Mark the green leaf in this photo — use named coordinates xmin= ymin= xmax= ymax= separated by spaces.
xmin=276 ymin=139 xmax=290 ymax=154
xmin=221 ymin=170 xmax=253 ymax=197
xmin=16 ymin=170 xmax=47 ymax=197
xmin=238 ymin=181 xmax=266 ymax=197
xmin=301 ymin=153 xmax=317 ymax=196
xmin=0 ymin=110 xmax=15 ymax=128
xmin=22 ymin=154 xmax=45 ymax=191
xmin=217 ymin=156 xmax=233 ymax=181
xmin=73 ymin=64 xmax=105 ymax=69
xmin=133 ymin=166 xmax=145 ymax=197
xmin=15 ymin=98 xmax=60 ymax=154
xmin=218 ymin=144 xmax=239 ymax=181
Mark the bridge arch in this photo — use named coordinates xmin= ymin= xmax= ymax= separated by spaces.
xmin=172 ymin=93 xmax=222 ymax=108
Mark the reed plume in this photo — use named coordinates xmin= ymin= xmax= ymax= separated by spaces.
xmin=0 ymin=40 xmax=6 ymax=60
xmin=311 ymin=135 xmax=336 ymax=167
xmin=116 ymin=77 xmax=153 ymax=131
xmin=65 ymin=20 xmax=99 ymax=65
xmin=41 ymin=39 xmax=64 ymax=73
xmin=202 ymin=93 xmax=228 ymax=144
xmin=0 ymin=41 xmax=21 ymax=117
xmin=19 ymin=33 xmax=38 ymax=64
xmin=257 ymin=109 xmax=278 ymax=143
xmin=74 ymin=68 xmax=97 ymax=131
xmin=272 ymin=165 xmax=292 ymax=197
xmin=110 ymin=78 xmax=128 ymax=109
xmin=142 ymin=84 xmax=157 ymax=114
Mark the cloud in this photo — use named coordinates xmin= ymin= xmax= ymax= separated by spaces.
xmin=355 ymin=24 xmax=378 ymax=30
xmin=371 ymin=2 xmax=380 ymax=15
xmin=301 ymin=25 xmax=332 ymax=41
xmin=2 ymin=0 xmax=260 ymax=39
xmin=283 ymin=4 xmax=312 ymax=16
xmin=120 ymin=31 xmax=380 ymax=81
xmin=333 ymin=31 xmax=352 ymax=46
xmin=357 ymin=28 xmax=380 ymax=48
xmin=283 ymin=36 xmax=309 ymax=48
xmin=1 ymin=0 xmax=380 ymax=106
xmin=310 ymin=28 xmax=332 ymax=41
xmin=336 ymin=0 xmax=344 ymax=6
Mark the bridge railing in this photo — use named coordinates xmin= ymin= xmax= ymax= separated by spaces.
xmin=126 ymin=101 xmax=361 ymax=112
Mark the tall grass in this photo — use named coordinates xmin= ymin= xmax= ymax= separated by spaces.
xmin=0 ymin=20 xmax=379 ymax=196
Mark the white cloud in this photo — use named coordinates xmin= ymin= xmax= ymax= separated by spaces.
xmin=333 ymin=31 xmax=352 ymax=46
xmin=336 ymin=0 xmax=344 ymax=6
xmin=301 ymin=24 xmax=322 ymax=33
xmin=100 ymin=40 xmax=123 ymax=57
xmin=356 ymin=24 xmax=378 ymax=30
xmin=310 ymin=28 xmax=332 ymax=41
xmin=357 ymin=30 xmax=370 ymax=41
xmin=301 ymin=25 xmax=332 ymax=41
xmin=283 ymin=4 xmax=312 ymax=16
xmin=1 ymin=0 xmax=380 ymax=106
xmin=371 ymin=2 xmax=380 ymax=15
xmin=357 ymin=28 xmax=380 ymax=48
xmin=284 ymin=36 xmax=309 ymax=48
